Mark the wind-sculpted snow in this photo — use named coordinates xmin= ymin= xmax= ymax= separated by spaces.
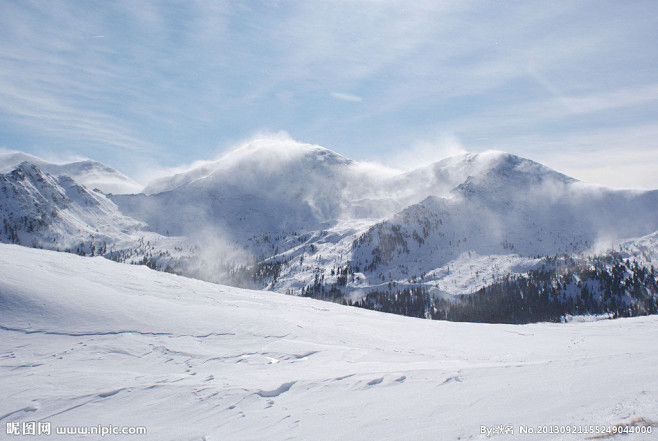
xmin=1 ymin=244 xmax=657 ymax=440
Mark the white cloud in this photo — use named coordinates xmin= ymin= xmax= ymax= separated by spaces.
xmin=330 ymin=92 xmax=363 ymax=103
xmin=555 ymin=84 xmax=658 ymax=115
xmin=503 ymin=124 xmax=658 ymax=190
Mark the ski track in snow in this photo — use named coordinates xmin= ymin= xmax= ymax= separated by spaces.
xmin=1 ymin=244 xmax=657 ymax=440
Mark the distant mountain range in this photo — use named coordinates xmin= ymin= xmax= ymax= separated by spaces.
xmin=1 ymin=139 xmax=657 ymax=322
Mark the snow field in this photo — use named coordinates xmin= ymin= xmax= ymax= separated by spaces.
xmin=1 ymin=244 xmax=657 ymax=440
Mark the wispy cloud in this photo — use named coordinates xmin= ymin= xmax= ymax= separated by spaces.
xmin=555 ymin=84 xmax=658 ymax=115
xmin=0 ymin=1 xmax=656 ymax=188
xmin=331 ymin=92 xmax=363 ymax=103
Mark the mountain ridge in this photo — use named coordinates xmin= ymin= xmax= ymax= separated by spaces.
xmin=0 ymin=151 xmax=142 ymax=194
xmin=1 ymin=140 xmax=657 ymax=320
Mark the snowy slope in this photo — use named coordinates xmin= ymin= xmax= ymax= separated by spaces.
xmin=616 ymin=230 xmax=658 ymax=268
xmin=0 ymin=152 xmax=142 ymax=194
xmin=1 ymin=244 xmax=656 ymax=440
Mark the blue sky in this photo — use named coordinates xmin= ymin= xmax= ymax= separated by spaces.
xmin=1 ymin=0 xmax=657 ymax=188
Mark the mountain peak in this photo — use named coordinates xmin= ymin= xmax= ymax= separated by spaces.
xmin=433 ymin=150 xmax=526 ymax=169
xmin=0 ymin=152 xmax=47 ymax=172
xmin=216 ymin=137 xmax=353 ymax=174
xmin=143 ymin=137 xmax=352 ymax=195
xmin=432 ymin=150 xmax=573 ymax=183
xmin=0 ymin=151 xmax=141 ymax=194
xmin=7 ymin=161 xmax=48 ymax=183
xmin=227 ymin=136 xmax=344 ymax=158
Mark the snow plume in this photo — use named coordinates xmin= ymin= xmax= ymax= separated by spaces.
xmin=141 ymin=132 xmax=475 ymax=223
xmin=0 ymin=147 xmax=85 ymax=164
xmin=142 ymin=131 xmax=404 ymax=225
xmin=141 ymin=131 xmax=327 ymax=195
xmin=183 ymin=225 xmax=255 ymax=285
xmin=386 ymin=133 xmax=467 ymax=171
xmin=0 ymin=149 xmax=86 ymax=172
xmin=139 ymin=158 xmax=224 ymax=195
xmin=224 ymin=133 xmax=345 ymax=180
xmin=590 ymin=234 xmax=618 ymax=256
xmin=348 ymin=289 xmax=367 ymax=302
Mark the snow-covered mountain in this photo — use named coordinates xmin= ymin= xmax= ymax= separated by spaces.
xmin=0 ymin=152 xmax=142 ymax=194
xmin=0 ymin=162 xmax=184 ymax=265
xmin=2 ymin=144 xmax=656 ymax=438
xmin=0 ymin=162 xmax=144 ymax=251
xmin=131 ymin=141 xmax=655 ymax=300
xmin=335 ymin=153 xmax=658 ymax=295
xmin=1 ymin=244 xmax=656 ymax=440
xmin=2 ymin=140 xmax=658 ymax=317
xmin=121 ymin=143 xmax=658 ymax=250
xmin=117 ymin=138 xmax=404 ymax=237
xmin=128 ymin=142 xmax=567 ymax=237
